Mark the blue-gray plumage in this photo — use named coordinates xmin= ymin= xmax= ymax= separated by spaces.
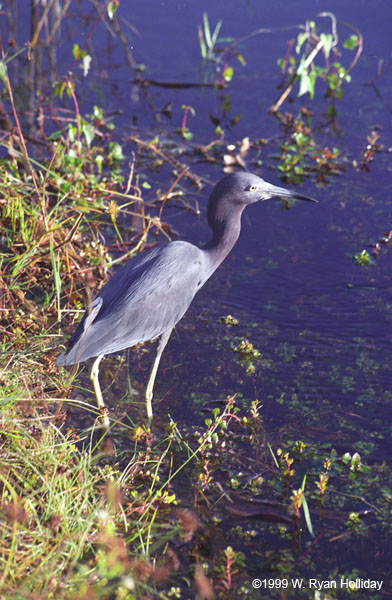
xmin=57 ymin=171 xmax=317 ymax=423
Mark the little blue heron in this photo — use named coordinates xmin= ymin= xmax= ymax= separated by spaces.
xmin=56 ymin=172 xmax=317 ymax=422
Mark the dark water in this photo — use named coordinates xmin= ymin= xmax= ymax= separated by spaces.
xmin=5 ymin=0 xmax=392 ymax=595
xmin=106 ymin=0 xmax=392 ymax=444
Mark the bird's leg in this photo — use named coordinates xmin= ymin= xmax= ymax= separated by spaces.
xmin=145 ymin=329 xmax=172 ymax=420
xmin=90 ymin=354 xmax=105 ymax=407
xmin=125 ymin=348 xmax=134 ymax=397
xmin=90 ymin=354 xmax=109 ymax=427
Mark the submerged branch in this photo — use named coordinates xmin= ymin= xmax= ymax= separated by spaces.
xmin=131 ymin=79 xmax=224 ymax=89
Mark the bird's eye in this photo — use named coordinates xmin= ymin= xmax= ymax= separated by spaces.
xmin=248 ymin=184 xmax=258 ymax=191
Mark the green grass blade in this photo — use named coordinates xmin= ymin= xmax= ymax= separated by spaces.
xmin=267 ymin=442 xmax=280 ymax=469
xmin=301 ymin=474 xmax=315 ymax=538
xmin=203 ymin=12 xmax=212 ymax=49
xmin=50 ymin=239 xmax=62 ymax=322
xmin=210 ymin=19 xmax=223 ymax=49
xmin=198 ymin=25 xmax=207 ymax=59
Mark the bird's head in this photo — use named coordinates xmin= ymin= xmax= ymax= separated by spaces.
xmin=210 ymin=171 xmax=318 ymax=206
xmin=207 ymin=171 xmax=317 ymax=232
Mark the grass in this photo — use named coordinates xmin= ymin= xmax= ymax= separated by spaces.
xmin=0 ymin=51 xmax=206 ymax=596
xmin=0 ymin=376 xmax=247 ymax=598
xmin=0 ymin=412 xmax=107 ymax=594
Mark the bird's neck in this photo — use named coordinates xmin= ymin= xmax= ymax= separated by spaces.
xmin=203 ymin=203 xmax=244 ymax=271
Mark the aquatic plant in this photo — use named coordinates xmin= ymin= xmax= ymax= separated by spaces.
xmin=272 ymin=13 xmax=363 ymax=117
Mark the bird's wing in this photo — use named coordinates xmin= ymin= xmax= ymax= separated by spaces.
xmin=56 ymin=241 xmax=205 ymax=365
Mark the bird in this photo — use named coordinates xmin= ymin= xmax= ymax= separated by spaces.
xmin=56 ymin=171 xmax=317 ymax=423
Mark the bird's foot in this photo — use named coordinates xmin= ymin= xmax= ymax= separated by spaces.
xmin=97 ymin=405 xmax=110 ymax=429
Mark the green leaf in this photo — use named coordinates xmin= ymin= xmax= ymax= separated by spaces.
xmin=68 ymin=124 xmax=76 ymax=143
xmin=82 ymin=122 xmax=95 ymax=148
xmin=234 ymin=51 xmax=246 ymax=66
xmin=296 ymin=54 xmax=318 ymax=99
xmin=326 ymin=103 xmax=337 ymax=117
xmin=210 ymin=19 xmax=223 ymax=50
xmin=292 ymin=132 xmax=305 ymax=145
xmin=52 ymin=80 xmax=66 ymax=99
xmin=229 ymin=113 xmax=242 ymax=127
xmin=109 ymin=142 xmax=124 ymax=161
xmin=296 ymin=32 xmax=308 ymax=54
xmin=308 ymin=70 xmax=316 ymax=99
xmin=198 ymin=25 xmax=207 ymax=59
xmin=302 ymin=493 xmax=315 ymax=537
xmin=351 ymin=452 xmax=361 ymax=466
xmin=203 ymin=12 xmax=212 ymax=49
xmin=296 ymin=56 xmax=306 ymax=76
xmin=301 ymin=475 xmax=315 ymax=538
xmin=320 ymin=33 xmax=333 ymax=58
xmin=183 ymin=130 xmax=193 ymax=140
xmin=65 ymin=82 xmax=74 ymax=99
xmin=343 ymin=34 xmax=359 ymax=50
xmin=0 ymin=60 xmax=7 ymax=85
xmin=221 ymin=94 xmax=231 ymax=111
xmin=313 ymin=66 xmax=323 ymax=77
xmin=267 ymin=442 xmax=280 ymax=470
xmin=47 ymin=130 xmax=62 ymax=141
xmin=72 ymin=43 xmax=80 ymax=60
xmin=93 ymin=106 xmax=103 ymax=119
xmin=50 ymin=240 xmax=61 ymax=321
xmin=223 ymin=66 xmax=234 ymax=82
xmin=107 ymin=1 xmax=118 ymax=20
xmin=298 ymin=71 xmax=311 ymax=97
xmin=148 ymin=136 xmax=159 ymax=146
xmin=95 ymin=154 xmax=103 ymax=173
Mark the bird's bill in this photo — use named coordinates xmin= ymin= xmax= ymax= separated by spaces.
xmin=266 ymin=183 xmax=318 ymax=203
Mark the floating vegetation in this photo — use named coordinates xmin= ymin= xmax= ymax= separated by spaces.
xmin=353 ymin=249 xmax=375 ymax=266
xmin=233 ymin=339 xmax=261 ymax=373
